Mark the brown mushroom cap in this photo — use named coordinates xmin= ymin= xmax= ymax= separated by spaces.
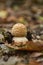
xmin=11 ymin=23 xmax=27 ymax=37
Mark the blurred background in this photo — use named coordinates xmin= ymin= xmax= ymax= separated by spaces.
xmin=0 ymin=0 xmax=43 ymax=29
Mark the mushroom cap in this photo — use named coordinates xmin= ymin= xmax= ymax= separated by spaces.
xmin=11 ymin=23 xmax=27 ymax=37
